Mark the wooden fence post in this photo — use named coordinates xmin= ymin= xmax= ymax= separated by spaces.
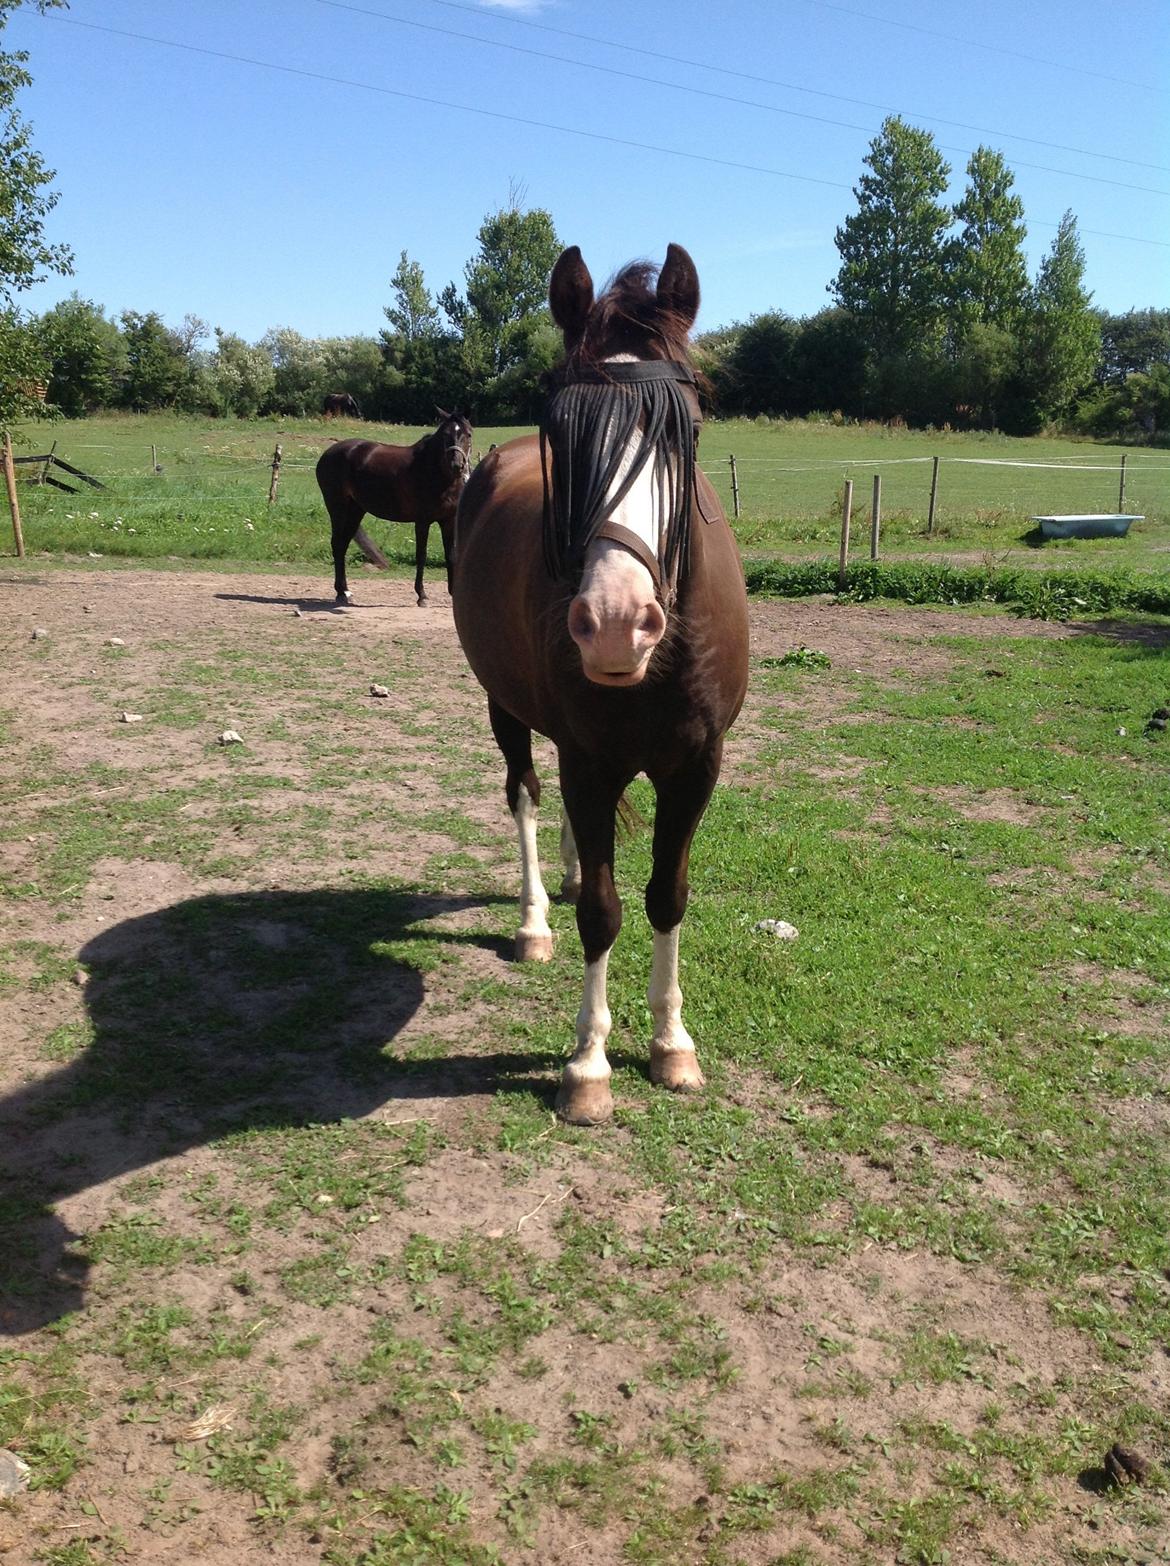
xmin=838 ymin=478 xmax=853 ymax=590
xmin=729 ymin=454 xmax=741 ymax=519
xmin=267 ymin=443 xmax=283 ymax=505
xmin=3 ymin=433 xmax=25 ymax=559
xmin=151 ymin=444 xmax=158 ymax=474
xmin=1118 ymin=452 xmax=1127 ymax=512
xmin=870 ymin=473 xmax=881 ymax=561
xmin=927 ymin=454 xmax=940 ymax=536
xmin=39 ymin=440 xmax=57 ymax=486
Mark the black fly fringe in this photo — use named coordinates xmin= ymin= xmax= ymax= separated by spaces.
xmin=540 ymin=361 xmax=696 ymax=590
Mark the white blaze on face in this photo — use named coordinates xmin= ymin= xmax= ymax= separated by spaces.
xmin=567 ymin=357 xmax=671 ymax=687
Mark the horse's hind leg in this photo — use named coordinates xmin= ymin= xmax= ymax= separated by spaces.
xmin=489 ymin=698 xmax=553 ymax=963
xmin=644 ymin=746 xmax=722 ymax=1093
xmin=413 ymin=520 xmax=431 ymax=606
xmin=328 ymin=501 xmax=363 ymax=604
xmin=438 ymin=515 xmax=455 ymax=598
xmin=559 ymin=813 xmax=581 ymax=902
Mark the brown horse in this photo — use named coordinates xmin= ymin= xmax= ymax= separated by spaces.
xmin=453 ymin=245 xmax=749 ymax=1124
xmin=316 ymin=409 xmax=472 ymax=606
xmin=323 ymin=391 xmax=362 ymax=419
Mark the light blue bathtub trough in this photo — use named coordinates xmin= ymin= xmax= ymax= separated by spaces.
xmin=1032 ymin=513 xmax=1144 ymax=540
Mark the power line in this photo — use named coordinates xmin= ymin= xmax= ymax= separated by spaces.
xmin=37 ymin=14 xmax=1170 ymax=250
xmin=316 ymin=0 xmax=1170 ymax=198
xmin=416 ymin=0 xmax=1170 ymax=174
xmin=795 ymin=0 xmax=1164 ymax=94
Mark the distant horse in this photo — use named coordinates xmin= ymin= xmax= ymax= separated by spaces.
xmin=316 ymin=409 xmax=473 ymax=606
xmin=323 ymin=392 xmax=362 ymax=419
xmin=453 ymin=245 xmax=749 ymax=1124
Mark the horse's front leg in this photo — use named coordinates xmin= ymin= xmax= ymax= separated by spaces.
xmin=413 ymin=520 xmax=431 ymax=606
xmin=489 ymin=699 xmax=553 ymax=962
xmin=557 ymin=754 xmax=624 ymax=1126
xmin=645 ymin=745 xmax=723 ymax=1093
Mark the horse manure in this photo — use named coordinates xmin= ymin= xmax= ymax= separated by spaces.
xmin=1104 ymin=1442 xmax=1151 ymax=1486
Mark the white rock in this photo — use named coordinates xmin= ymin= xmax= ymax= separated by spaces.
xmin=291 ymin=607 xmax=302 ymax=617
xmin=754 ymin=919 xmax=799 ymax=940
xmin=30 ymin=627 xmax=48 ymax=640
xmin=369 ymin=683 xmax=390 ymax=698
xmin=106 ymin=637 xmax=125 ymax=647
xmin=120 ymin=712 xmax=144 ymax=724
xmin=0 ymin=1449 xmax=31 ymax=1498
xmin=218 ymin=730 xmax=243 ymax=745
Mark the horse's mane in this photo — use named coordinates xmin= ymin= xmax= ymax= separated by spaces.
xmin=563 ymin=261 xmax=695 ymax=374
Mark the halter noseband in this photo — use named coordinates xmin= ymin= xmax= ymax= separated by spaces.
xmin=540 ymin=359 xmax=699 ymax=609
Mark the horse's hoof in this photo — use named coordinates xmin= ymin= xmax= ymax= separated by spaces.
xmin=650 ymin=1053 xmax=706 ymax=1093
xmin=559 ymin=875 xmax=581 ymax=904
xmin=515 ymin=932 xmax=554 ymax=963
xmin=555 ymin=1081 xmax=614 ymax=1126
xmin=416 ymin=594 xmax=428 ymax=607
xmin=336 ymin=591 xmax=354 ymax=606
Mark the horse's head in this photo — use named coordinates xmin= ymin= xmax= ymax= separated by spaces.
xmin=544 ymin=245 xmax=702 ymax=688
xmin=435 ymin=407 xmax=473 ymax=484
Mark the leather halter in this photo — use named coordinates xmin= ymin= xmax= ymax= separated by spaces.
xmin=540 ymin=359 xmax=701 ymax=609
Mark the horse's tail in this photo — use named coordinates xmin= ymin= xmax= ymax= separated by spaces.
xmin=616 ymin=792 xmax=648 ymax=840
xmin=354 ymin=525 xmax=389 ymax=569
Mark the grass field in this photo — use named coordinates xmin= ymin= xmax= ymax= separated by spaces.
xmin=1 ymin=566 xmax=1168 ymax=1564
xmin=7 ymin=413 xmax=1170 ymax=578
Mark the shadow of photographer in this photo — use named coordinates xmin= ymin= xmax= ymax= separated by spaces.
xmin=0 ymin=885 xmax=562 ymax=1336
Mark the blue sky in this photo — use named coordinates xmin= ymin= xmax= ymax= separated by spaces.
xmin=9 ymin=0 xmax=1170 ymax=343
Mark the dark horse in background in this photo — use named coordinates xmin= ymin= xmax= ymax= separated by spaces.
xmin=323 ymin=391 xmax=362 ymax=418
xmin=453 ymin=245 xmax=749 ymax=1124
xmin=316 ymin=409 xmax=473 ymax=606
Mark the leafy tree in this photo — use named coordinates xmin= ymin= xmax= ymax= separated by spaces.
xmin=443 ymin=195 xmax=561 ymax=387
xmin=1020 ymin=210 xmax=1101 ymax=420
xmin=204 ymin=329 xmax=275 ymax=417
xmin=790 ymin=308 xmax=867 ymax=416
xmin=118 ymin=311 xmax=196 ymax=409
xmin=831 ymin=117 xmax=952 ymax=370
xmin=260 ymin=326 xmax=327 ymax=415
xmin=719 ymin=312 xmax=800 ymax=415
xmin=1097 ymin=307 xmax=1170 ymax=384
xmin=384 ymin=250 xmax=440 ymax=343
xmin=35 ymin=293 xmax=125 ymax=414
xmin=1 ymin=0 xmax=72 ymax=426
xmin=947 ymin=147 xmax=1028 ymax=337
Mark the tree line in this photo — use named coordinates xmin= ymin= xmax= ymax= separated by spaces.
xmin=695 ymin=119 xmax=1169 ymax=440
xmin=2 ymin=0 xmax=1167 ymax=441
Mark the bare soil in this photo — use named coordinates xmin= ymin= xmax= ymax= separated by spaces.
xmin=0 ymin=567 xmax=1162 ymax=1566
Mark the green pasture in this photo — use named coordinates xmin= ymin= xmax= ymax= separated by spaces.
xmin=1 ymin=587 xmax=1169 ymax=1563
xmin=7 ymin=412 xmax=1170 ymax=577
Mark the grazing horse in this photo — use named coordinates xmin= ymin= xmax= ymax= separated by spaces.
xmin=323 ymin=392 xmax=362 ymax=419
xmin=453 ymin=245 xmax=749 ymax=1124
xmin=316 ymin=409 xmax=472 ymax=606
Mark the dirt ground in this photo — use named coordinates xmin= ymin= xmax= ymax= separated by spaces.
xmin=1 ymin=565 xmax=1166 ymax=1566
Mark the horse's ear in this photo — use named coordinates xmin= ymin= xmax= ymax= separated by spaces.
xmin=549 ymin=246 xmax=594 ymax=341
xmin=435 ymin=405 xmax=452 ymax=422
xmin=657 ymin=244 xmax=700 ymax=330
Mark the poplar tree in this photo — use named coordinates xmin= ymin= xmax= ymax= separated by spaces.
xmin=948 ymin=146 xmax=1029 ymax=335
xmin=1024 ymin=210 xmax=1101 ymax=418
xmin=831 ymin=116 xmax=952 ymax=362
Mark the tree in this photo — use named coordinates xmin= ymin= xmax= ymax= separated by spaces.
xmin=1021 ymin=210 xmax=1101 ymax=420
xmin=383 ymin=250 xmax=440 ymax=343
xmin=118 ymin=311 xmax=195 ymax=409
xmin=444 ymin=193 xmax=561 ymax=387
xmin=35 ymin=293 xmax=125 ymax=414
xmin=1097 ymin=307 xmax=1170 ymax=384
xmin=1 ymin=0 xmax=73 ymax=426
xmin=947 ymin=147 xmax=1028 ymax=337
xmin=831 ymin=117 xmax=952 ymax=367
xmin=203 ymin=329 xmax=275 ymax=417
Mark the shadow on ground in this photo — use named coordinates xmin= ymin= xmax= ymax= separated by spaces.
xmin=0 ymin=886 xmax=560 ymax=1335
